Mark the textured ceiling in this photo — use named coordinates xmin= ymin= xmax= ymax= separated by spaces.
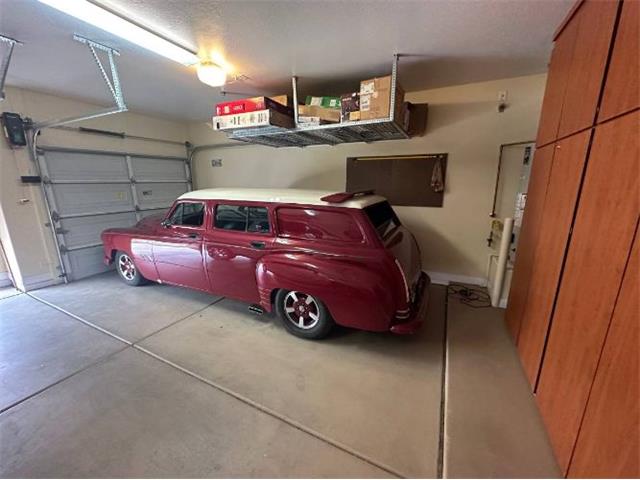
xmin=1 ymin=0 xmax=572 ymax=121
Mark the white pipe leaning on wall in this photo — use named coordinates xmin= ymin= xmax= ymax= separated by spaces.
xmin=491 ymin=217 xmax=514 ymax=308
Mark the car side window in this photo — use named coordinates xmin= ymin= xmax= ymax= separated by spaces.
xmin=168 ymin=202 xmax=204 ymax=227
xmin=247 ymin=207 xmax=270 ymax=233
xmin=276 ymin=207 xmax=364 ymax=242
xmin=214 ymin=204 xmax=270 ymax=233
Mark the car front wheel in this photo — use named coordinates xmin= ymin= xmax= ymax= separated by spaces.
xmin=275 ymin=289 xmax=334 ymax=339
xmin=116 ymin=251 xmax=148 ymax=286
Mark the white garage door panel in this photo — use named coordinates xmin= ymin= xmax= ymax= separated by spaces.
xmin=38 ymin=147 xmax=189 ymax=282
xmin=66 ymin=246 xmax=112 ymax=281
xmin=131 ymin=156 xmax=187 ymax=182
xmin=61 ymin=212 xmax=138 ymax=249
xmin=139 ymin=208 xmax=169 ymax=219
xmin=51 ymin=183 xmax=135 ymax=217
xmin=44 ymin=151 xmax=129 ymax=182
xmin=136 ymin=182 xmax=188 ymax=210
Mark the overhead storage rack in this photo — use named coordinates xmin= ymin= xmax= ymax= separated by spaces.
xmin=222 ymin=55 xmax=411 ymax=148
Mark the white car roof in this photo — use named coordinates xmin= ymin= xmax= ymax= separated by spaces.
xmin=179 ymin=188 xmax=387 ymax=209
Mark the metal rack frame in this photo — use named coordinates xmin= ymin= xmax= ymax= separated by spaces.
xmin=226 ymin=55 xmax=410 ymax=148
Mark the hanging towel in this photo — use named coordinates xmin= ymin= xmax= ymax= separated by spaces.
xmin=431 ymin=158 xmax=444 ymax=193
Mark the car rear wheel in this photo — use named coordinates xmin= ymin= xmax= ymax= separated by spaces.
xmin=116 ymin=251 xmax=148 ymax=286
xmin=275 ymin=289 xmax=334 ymax=339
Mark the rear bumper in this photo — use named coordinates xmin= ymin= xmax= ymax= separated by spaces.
xmin=390 ymin=272 xmax=430 ymax=335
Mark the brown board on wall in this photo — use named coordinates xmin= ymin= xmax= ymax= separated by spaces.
xmin=346 ymin=154 xmax=448 ymax=207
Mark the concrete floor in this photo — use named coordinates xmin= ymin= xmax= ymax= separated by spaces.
xmin=0 ymin=273 xmax=558 ymax=478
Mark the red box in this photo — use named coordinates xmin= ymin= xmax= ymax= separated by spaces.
xmin=216 ymin=97 xmax=290 ymax=116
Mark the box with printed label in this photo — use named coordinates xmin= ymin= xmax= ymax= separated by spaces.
xmin=340 ymin=92 xmax=360 ymax=122
xmin=212 ymin=109 xmax=294 ymax=130
xmin=215 ymin=96 xmax=292 ymax=116
xmin=305 ymin=96 xmax=341 ymax=109
xmin=359 ymin=75 xmax=404 ymax=121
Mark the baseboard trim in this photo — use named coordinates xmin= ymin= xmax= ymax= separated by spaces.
xmin=426 ymin=271 xmax=487 ymax=287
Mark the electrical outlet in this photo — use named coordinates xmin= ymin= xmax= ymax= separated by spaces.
xmin=211 ymin=158 xmax=222 ymax=167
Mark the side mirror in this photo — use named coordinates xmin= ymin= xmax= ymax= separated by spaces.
xmin=161 ymin=219 xmax=172 ymax=228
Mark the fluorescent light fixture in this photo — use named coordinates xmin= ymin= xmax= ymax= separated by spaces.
xmin=196 ymin=60 xmax=227 ymax=87
xmin=38 ymin=0 xmax=199 ymax=65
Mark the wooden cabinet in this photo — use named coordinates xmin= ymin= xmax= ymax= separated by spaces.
xmin=535 ymin=19 xmax=579 ymax=147
xmin=556 ymin=0 xmax=619 ymax=138
xmin=535 ymin=0 xmax=619 ymax=147
xmin=568 ymin=234 xmax=639 ymax=478
xmin=505 ymin=144 xmax=554 ymax=340
xmin=515 ymin=131 xmax=590 ymax=386
xmin=598 ymin=0 xmax=640 ymax=122
xmin=536 ymin=111 xmax=639 ymax=474
xmin=511 ymin=1 xmax=638 ymax=476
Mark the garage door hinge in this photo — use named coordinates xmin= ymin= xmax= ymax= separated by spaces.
xmin=42 ymin=175 xmax=51 ymax=184
xmin=59 ymin=244 xmax=68 ymax=254
xmin=50 ymin=211 xmax=60 ymax=222
xmin=134 ymin=205 xmax=141 ymax=211
xmin=130 ymin=177 xmax=137 ymax=183
xmin=54 ymin=227 xmax=68 ymax=234
xmin=58 ymin=272 xmax=68 ymax=278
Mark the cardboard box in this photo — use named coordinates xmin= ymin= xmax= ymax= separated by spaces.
xmin=297 ymin=116 xmax=335 ymax=127
xmin=215 ymin=96 xmax=292 ymax=116
xmin=212 ymin=109 xmax=294 ymax=130
xmin=297 ymin=105 xmax=340 ymax=123
xmin=359 ymin=75 xmax=405 ymax=121
xmin=406 ymin=102 xmax=429 ymax=137
xmin=305 ymin=95 xmax=341 ymax=109
xmin=270 ymin=95 xmax=291 ymax=107
xmin=340 ymin=92 xmax=360 ymax=122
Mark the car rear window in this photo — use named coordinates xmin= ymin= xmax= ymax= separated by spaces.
xmin=364 ymin=201 xmax=401 ymax=238
xmin=276 ymin=207 xmax=364 ymax=243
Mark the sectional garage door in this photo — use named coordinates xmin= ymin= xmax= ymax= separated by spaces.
xmin=37 ymin=147 xmax=190 ymax=281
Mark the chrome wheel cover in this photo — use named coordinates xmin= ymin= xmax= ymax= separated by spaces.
xmin=118 ymin=254 xmax=136 ymax=281
xmin=283 ymin=291 xmax=320 ymax=330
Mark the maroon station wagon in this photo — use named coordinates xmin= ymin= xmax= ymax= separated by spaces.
xmin=101 ymin=188 xmax=429 ymax=339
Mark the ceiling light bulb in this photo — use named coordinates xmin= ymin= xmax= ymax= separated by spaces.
xmin=197 ymin=61 xmax=227 ymax=87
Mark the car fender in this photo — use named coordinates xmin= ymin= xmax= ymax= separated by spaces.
xmin=102 ymin=231 xmax=159 ymax=281
xmin=256 ymin=251 xmax=396 ymax=332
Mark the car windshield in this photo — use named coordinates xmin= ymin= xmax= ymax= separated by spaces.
xmin=364 ymin=201 xmax=401 ymax=238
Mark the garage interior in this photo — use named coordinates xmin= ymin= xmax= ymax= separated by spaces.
xmin=0 ymin=0 xmax=638 ymax=478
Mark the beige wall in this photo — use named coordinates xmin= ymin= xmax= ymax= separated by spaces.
xmin=1 ymin=74 xmax=545 ymax=289
xmin=0 ymin=86 xmax=188 ymax=290
xmin=188 ymin=73 xmax=546 ymax=283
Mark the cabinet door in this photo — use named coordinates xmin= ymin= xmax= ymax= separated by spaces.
xmin=557 ymin=0 xmax=619 ymax=138
xmin=598 ymin=0 xmax=639 ymax=122
xmin=536 ymin=111 xmax=639 ymax=474
xmin=535 ymin=18 xmax=579 ymax=147
xmin=516 ymin=131 xmax=590 ymax=386
xmin=505 ymin=144 xmax=554 ymax=340
xmin=568 ymin=232 xmax=639 ymax=478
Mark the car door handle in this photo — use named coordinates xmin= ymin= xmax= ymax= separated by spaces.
xmin=250 ymin=241 xmax=265 ymax=249
xmin=186 ymin=233 xmax=200 ymax=239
